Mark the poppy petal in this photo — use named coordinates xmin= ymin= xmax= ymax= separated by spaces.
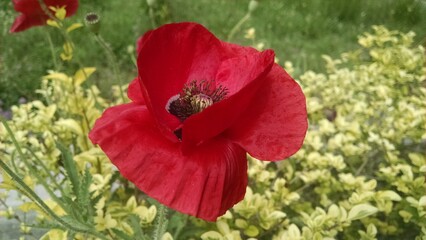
xmin=221 ymin=41 xmax=259 ymax=58
xmin=89 ymin=103 xmax=248 ymax=221
xmin=13 ymin=0 xmax=42 ymax=14
xmin=137 ymin=22 xmax=224 ymax=135
xmin=136 ymin=30 xmax=153 ymax=55
xmin=127 ymin=77 xmax=145 ymax=104
xmin=227 ymin=64 xmax=308 ymax=160
xmin=215 ymin=49 xmax=275 ymax=95
xmin=181 ymin=49 xmax=275 ymax=148
xmin=10 ymin=14 xmax=47 ymax=33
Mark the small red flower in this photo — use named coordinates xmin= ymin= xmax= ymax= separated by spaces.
xmin=10 ymin=0 xmax=79 ymax=33
xmin=89 ymin=22 xmax=307 ymax=221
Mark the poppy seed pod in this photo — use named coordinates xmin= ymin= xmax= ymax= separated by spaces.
xmin=85 ymin=12 xmax=101 ymax=34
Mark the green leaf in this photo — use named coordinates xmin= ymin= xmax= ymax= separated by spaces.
xmin=78 ymin=168 xmax=93 ymax=208
xmin=168 ymin=212 xmax=188 ymax=240
xmin=244 ymin=225 xmax=259 ymax=237
xmin=379 ymin=190 xmax=401 ymax=201
xmin=200 ymin=231 xmax=223 ymax=240
xmin=419 ymin=196 xmax=426 ymax=207
xmin=348 ymin=204 xmax=378 ymax=221
xmin=111 ymin=229 xmax=134 ymax=240
xmin=61 ymin=216 xmax=92 ymax=232
xmin=127 ymin=214 xmax=146 ymax=239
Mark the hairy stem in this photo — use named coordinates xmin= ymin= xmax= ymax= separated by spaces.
xmin=45 ymin=30 xmax=59 ymax=71
xmin=152 ymin=204 xmax=169 ymax=240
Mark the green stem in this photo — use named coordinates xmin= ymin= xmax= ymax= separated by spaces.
xmin=148 ymin=7 xmax=158 ymax=29
xmin=1 ymin=117 xmax=26 ymax=160
xmin=26 ymin=147 xmax=67 ymax=198
xmin=227 ymin=13 xmax=251 ymax=42
xmin=152 ymin=204 xmax=169 ymax=240
xmin=44 ymin=30 xmax=59 ymax=71
xmin=36 ymin=0 xmax=57 ymax=20
xmin=94 ymin=34 xmax=126 ymax=103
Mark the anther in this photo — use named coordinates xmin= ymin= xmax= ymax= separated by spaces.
xmin=166 ymin=80 xmax=228 ymax=122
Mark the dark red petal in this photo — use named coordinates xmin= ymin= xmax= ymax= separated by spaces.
xmin=89 ymin=103 xmax=248 ymax=221
xmin=14 ymin=0 xmax=78 ymax=15
xmin=11 ymin=0 xmax=78 ymax=32
xmin=127 ymin=77 xmax=145 ymax=104
xmin=181 ymin=49 xmax=275 ymax=148
xmin=137 ymin=22 xmax=223 ymax=135
xmin=10 ymin=14 xmax=47 ymax=33
xmin=61 ymin=0 xmax=79 ymax=17
xmin=227 ymin=64 xmax=308 ymax=161
xmin=13 ymin=0 xmax=42 ymax=14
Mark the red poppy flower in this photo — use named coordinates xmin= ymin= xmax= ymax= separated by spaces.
xmin=10 ymin=0 xmax=79 ymax=33
xmin=89 ymin=22 xmax=307 ymax=221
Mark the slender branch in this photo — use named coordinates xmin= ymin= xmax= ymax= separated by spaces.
xmin=94 ymin=34 xmax=126 ymax=102
xmin=227 ymin=13 xmax=251 ymax=42
xmin=36 ymin=0 xmax=57 ymax=21
xmin=148 ymin=7 xmax=158 ymax=29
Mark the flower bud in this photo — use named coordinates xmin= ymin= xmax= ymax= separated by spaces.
xmin=85 ymin=12 xmax=101 ymax=34
xmin=146 ymin=0 xmax=156 ymax=7
xmin=248 ymin=0 xmax=259 ymax=13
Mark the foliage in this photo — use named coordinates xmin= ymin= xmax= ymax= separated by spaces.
xmin=0 ymin=14 xmax=425 ymax=240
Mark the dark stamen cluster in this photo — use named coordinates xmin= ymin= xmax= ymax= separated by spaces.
xmin=182 ymin=80 xmax=228 ymax=103
xmin=167 ymin=80 xmax=228 ymax=122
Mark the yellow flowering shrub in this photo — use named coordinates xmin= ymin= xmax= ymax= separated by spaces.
xmin=0 ymin=26 xmax=425 ymax=239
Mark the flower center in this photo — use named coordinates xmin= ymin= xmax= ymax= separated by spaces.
xmin=166 ymin=80 xmax=228 ymax=122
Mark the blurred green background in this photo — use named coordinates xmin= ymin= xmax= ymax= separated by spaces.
xmin=1 ymin=0 xmax=425 ymax=108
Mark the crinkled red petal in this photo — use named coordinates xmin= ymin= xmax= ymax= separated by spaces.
xmin=227 ymin=64 xmax=308 ymax=160
xmin=137 ymin=22 xmax=224 ymax=136
xmin=181 ymin=49 xmax=275 ymax=148
xmin=89 ymin=103 xmax=248 ymax=221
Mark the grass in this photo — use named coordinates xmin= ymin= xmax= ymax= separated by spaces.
xmin=0 ymin=0 xmax=425 ymax=108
